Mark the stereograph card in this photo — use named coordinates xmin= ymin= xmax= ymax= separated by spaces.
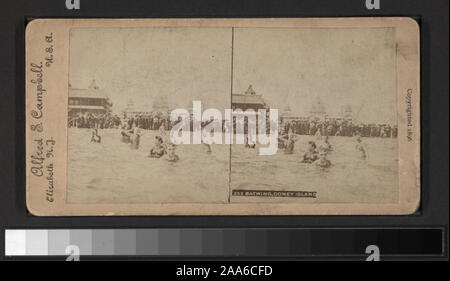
xmin=25 ymin=18 xmax=420 ymax=215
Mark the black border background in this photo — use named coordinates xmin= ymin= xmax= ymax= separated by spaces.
xmin=0 ymin=0 xmax=448 ymax=261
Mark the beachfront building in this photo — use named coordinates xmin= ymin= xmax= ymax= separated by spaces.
xmin=231 ymin=85 xmax=268 ymax=134
xmin=68 ymin=80 xmax=112 ymax=118
xmin=341 ymin=104 xmax=353 ymax=121
xmin=152 ymin=95 xmax=170 ymax=115
xmin=151 ymin=95 xmax=171 ymax=121
xmin=122 ymin=94 xmax=171 ymax=120
xmin=280 ymin=104 xmax=309 ymax=123
xmin=122 ymin=99 xmax=154 ymax=118
xmin=309 ymin=96 xmax=327 ymax=122
xmin=324 ymin=104 xmax=353 ymax=123
xmin=232 ymin=85 xmax=267 ymax=111
xmin=122 ymin=99 xmax=137 ymax=118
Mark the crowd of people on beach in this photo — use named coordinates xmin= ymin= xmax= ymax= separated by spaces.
xmin=281 ymin=119 xmax=397 ymax=138
xmin=69 ymin=112 xmax=210 ymax=132
xmin=68 ymin=112 xmax=122 ymax=129
xmin=74 ymin=112 xmax=377 ymax=167
xmin=69 ymin=112 xmax=396 ymax=139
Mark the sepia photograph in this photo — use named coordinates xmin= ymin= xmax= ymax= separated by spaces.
xmin=230 ymin=27 xmax=398 ymax=203
xmin=67 ymin=27 xmax=232 ymax=203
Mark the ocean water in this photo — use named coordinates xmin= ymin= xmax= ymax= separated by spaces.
xmin=231 ymin=135 xmax=398 ymax=203
xmin=67 ymin=128 xmax=398 ymax=204
xmin=67 ymin=128 xmax=230 ymax=203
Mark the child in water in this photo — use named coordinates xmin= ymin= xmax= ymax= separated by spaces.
xmin=149 ymin=136 xmax=166 ymax=158
xmin=314 ymin=149 xmax=332 ymax=168
xmin=120 ymin=130 xmax=129 ymax=141
xmin=91 ymin=129 xmax=101 ymax=143
xmin=321 ymin=135 xmax=333 ymax=153
xmin=165 ymin=143 xmax=180 ymax=162
xmin=120 ymin=124 xmax=134 ymax=144
xmin=301 ymin=141 xmax=318 ymax=163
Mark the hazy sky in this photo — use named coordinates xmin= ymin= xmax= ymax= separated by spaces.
xmin=233 ymin=27 xmax=397 ymax=124
xmin=69 ymin=27 xmax=232 ymax=111
xmin=69 ymin=26 xmax=396 ymax=124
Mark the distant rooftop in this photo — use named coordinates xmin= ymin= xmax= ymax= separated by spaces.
xmin=232 ymin=84 xmax=266 ymax=106
xmin=68 ymin=105 xmax=106 ymax=110
xmin=68 ymin=80 xmax=109 ymax=100
xmin=244 ymin=84 xmax=256 ymax=95
xmin=232 ymin=94 xmax=265 ymax=105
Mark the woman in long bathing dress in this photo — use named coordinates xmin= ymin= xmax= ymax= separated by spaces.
xmin=355 ymin=136 xmax=369 ymax=160
xmin=130 ymin=127 xmax=142 ymax=150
